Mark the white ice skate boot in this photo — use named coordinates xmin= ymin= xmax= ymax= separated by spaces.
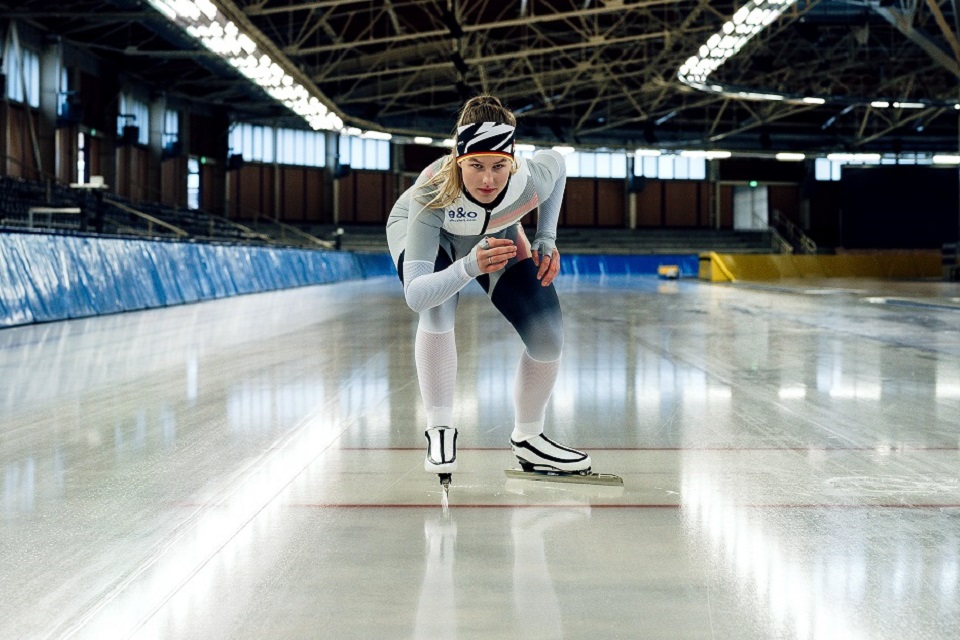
xmin=424 ymin=427 xmax=458 ymax=472
xmin=510 ymin=434 xmax=591 ymax=474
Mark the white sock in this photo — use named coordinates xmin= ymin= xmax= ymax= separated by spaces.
xmin=415 ymin=327 xmax=456 ymax=428
xmin=511 ymin=350 xmax=560 ymax=442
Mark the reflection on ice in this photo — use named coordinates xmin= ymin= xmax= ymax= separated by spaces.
xmin=681 ymin=460 xmax=960 ymax=639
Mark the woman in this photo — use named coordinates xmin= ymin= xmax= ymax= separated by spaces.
xmin=386 ymin=95 xmax=590 ymax=484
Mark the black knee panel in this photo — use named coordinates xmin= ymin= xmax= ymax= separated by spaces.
xmin=489 ymin=259 xmax=564 ymax=361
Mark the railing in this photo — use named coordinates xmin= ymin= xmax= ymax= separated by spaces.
xmin=250 ymin=214 xmax=335 ymax=249
xmin=1 ymin=162 xmax=333 ymax=248
xmin=103 ymin=198 xmax=190 ymax=238
xmin=751 ymin=213 xmax=793 ymax=254
xmin=771 ymin=210 xmax=817 ymax=254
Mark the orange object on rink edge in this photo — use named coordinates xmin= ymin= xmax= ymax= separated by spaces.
xmin=657 ymin=264 xmax=680 ymax=279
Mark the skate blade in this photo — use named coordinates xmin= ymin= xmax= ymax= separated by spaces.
xmin=504 ymin=468 xmax=623 ymax=486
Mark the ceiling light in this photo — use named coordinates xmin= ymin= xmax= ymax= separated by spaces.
xmin=552 ymin=146 xmax=576 ymax=155
xmin=681 ymin=150 xmax=731 ymax=159
xmin=802 ymin=97 xmax=825 ymax=105
xmin=827 ymin=153 xmax=881 ymax=162
xmin=413 ymin=136 xmax=433 ymax=145
xmin=635 ymin=149 xmax=662 ymax=157
xmin=892 ymin=101 xmax=925 ymax=109
xmin=932 ymin=155 xmax=960 ymax=164
xmin=870 ymin=101 xmax=890 ymax=108
xmin=514 ymin=143 xmax=537 ymax=152
xmin=147 ymin=0 xmax=342 ymax=132
xmin=677 ymin=0 xmax=799 ymax=96
xmin=775 ymin=152 xmax=805 ymax=161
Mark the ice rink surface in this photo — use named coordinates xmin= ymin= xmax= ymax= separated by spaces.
xmin=2 ymin=273 xmax=959 ymax=639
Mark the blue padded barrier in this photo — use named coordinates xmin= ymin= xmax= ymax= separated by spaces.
xmin=564 ymin=254 xmax=699 ymax=277
xmin=0 ymin=231 xmax=693 ymax=329
xmin=0 ymin=233 xmax=396 ymax=329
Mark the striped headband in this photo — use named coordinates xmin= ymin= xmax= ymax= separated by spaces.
xmin=456 ymin=121 xmax=516 ymax=160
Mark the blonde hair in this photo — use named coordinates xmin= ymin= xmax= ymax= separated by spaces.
xmin=417 ymin=95 xmax=519 ymax=210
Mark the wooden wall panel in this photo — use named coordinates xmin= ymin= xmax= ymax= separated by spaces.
xmin=303 ymin=168 xmax=324 ymax=223
xmin=116 ymin=146 xmax=150 ymax=202
xmin=282 ymin=167 xmax=305 ymax=222
xmin=635 ymin=179 xmax=662 ymax=227
xmin=719 ymin=185 xmax=734 ymax=228
xmin=663 ymin=182 xmax=698 ymax=227
xmin=355 ymin=172 xmax=387 ymax=223
xmin=768 ymin=184 xmax=800 ymax=223
xmin=56 ymin=128 xmax=76 ymax=184
xmin=7 ymin=107 xmax=31 ymax=179
xmin=564 ymin=179 xmax=594 ymax=226
xmin=337 ymin=174 xmax=355 ymax=223
xmin=87 ymin=136 xmax=101 ymax=180
xmin=234 ymin=165 xmax=267 ymax=220
xmin=161 ymin=157 xmax=186 ymax=208
xmin=596 ymin=180 xmax=624 ymax=227
xmin=698 ymin=182 xmax=711 ymax=226
xmin=201 ymin=164 xmax=217 ymax=212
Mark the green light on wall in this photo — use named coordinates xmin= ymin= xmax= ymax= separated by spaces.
xmin=749 ymin=180 xmax=759 ymax=187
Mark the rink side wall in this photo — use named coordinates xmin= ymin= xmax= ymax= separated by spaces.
xmin=0 ymin=232 xmax=700 ymax=328
xmin=0 ymin=233 xmax=395 ymax=328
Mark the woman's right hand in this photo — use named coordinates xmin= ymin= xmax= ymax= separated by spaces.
xmin=477 ymin=237 xmax=517 ymax=273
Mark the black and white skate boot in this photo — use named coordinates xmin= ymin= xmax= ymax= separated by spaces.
xmin=510 ymin=434 xmax=591 ymax=474
xmin=424 ymin=427 xmax=458 ymax=490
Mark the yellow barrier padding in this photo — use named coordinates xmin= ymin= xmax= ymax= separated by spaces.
xmin=699 ymin=252 xmax=739 ymax=282
xmin=698 ymin=250 xmax=941 ymax=282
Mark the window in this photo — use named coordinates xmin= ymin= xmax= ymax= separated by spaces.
xmin=634 ymin=154 xmax=706 ymax=180
xmin=563 ymin=150 xmax=627 ymax=178
xmin=5 ymin=44 xmax=40 ymax=107
xmin=338 ymin=135 xmax=390 ymax=170
xmin=276 ymin=128 xmax=326 ymax=166
xmin=77 ymin=132 xmax=87 ymax=184
xmin=230 ymin=123 xmax=327 ymax=166
xmin=116 ymin=94 xmax=149 ymax=145
xmin=57 ymin=67 xmax=69 ymax=117
xmin=187 ymin=158 xmax=200 ymax=210
xmin=164 ymin=110 xmax=180 ymax=149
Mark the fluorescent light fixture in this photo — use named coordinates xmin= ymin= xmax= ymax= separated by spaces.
xmin=362 ymin=131 xmax=392 ymax=140
xmin=681 ymin=150 xmax=731 ymax=159
xmin=146 ymin=0 xmax=342 ymax=132
xmin=892 ymin=101 xmax=925 ymax=109
xmin=441 ymin=138 xmax=455 ymax=148
xmin=775 ymin=152 xmax=805 ymax=161
xmin=933 ymin=155 xmax=960 ymax=164
xmin=514 ymin=143 xmax=537 ymax=152
xmin=552 ymin=145 xmax=576 ymax=155
xmin=635 ymin=149 xmax=662 ymax=157
xmin=344 ymin=127 xmax=362 ymax=137
xmin=739 ymin=91 xmax=784 ymax=100
xmin=801 ymin=97 xmax=826 ymax=105
xmin=870 ymin=101 xmax=890 ymax=108
xmin=827 ymin=152 xmax=881 ymax=162
xmin=413 ymin=136 xmax=433 ymax=145
xmin=677 ymin=0 xmax=799 ymax=94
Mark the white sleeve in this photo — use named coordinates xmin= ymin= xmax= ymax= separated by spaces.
xmin=529 ymin=150 xmax=566 ymax=252
xmin=401 ymin=203 xmax=483 ymax=313
xmin=402 ymin=258 xmax=477 ymax=312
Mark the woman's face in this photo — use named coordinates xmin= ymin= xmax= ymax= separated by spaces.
xmin=458 ymin=154 xmax=511 ymax=204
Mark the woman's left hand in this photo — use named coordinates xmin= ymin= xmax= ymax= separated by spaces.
xmin=532 ymin=247 xmax=561 ymax=287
